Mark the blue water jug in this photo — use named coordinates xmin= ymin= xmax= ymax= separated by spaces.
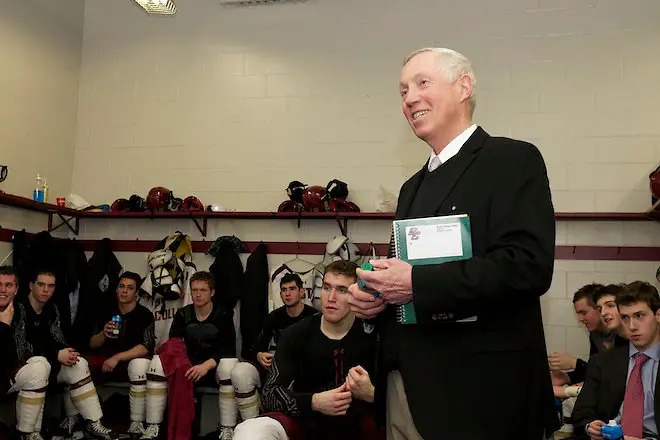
xmin=600 ymin=420 xmax=623 ymax=440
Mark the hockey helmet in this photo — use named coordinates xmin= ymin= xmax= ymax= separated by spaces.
xmin=286 ymin=181 xmax=307 ymax=203
xmin=129 ymin=194 xmax=148 ymax=212
xmin=301 ymin=185 xmax=327 ymax=212
xmin=146 ymin=187 xmax=172 ymax=212
xmin=326 ymin=179 xmax=349 ymax=200
xmin=278 ymin=200 xmax=304 ymax=212
xmin=168 ymin=196 xmax=183 ymax=212
xmin=650 ymin=166 xmax=660 ymax=201
xmin=111 ymin=198 xmax=131 ymax=212
xmin=182 ymin=196 xmax=204 ymax=211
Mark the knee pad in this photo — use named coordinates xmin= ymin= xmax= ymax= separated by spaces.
xmin=19 ymin=357 xmax=51 ymax=390
xmin=216 ymin=358 xmax=239 ymax=382
xmin=59 ymin=357 xmax=90 ymax=385
xmin=231 ymin=362 xmax=260 ymax=391
xmin=128 ymin=359 xmax=151 ymax=382
xmin=233 ymin=417 xmax=287 ymax=440
xmin=148 ymin=355 xmax=166 ymax=378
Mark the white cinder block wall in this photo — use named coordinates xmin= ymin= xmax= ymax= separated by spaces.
xmin=0 ymin=0 xmax=84 ymax=199
xmin=1 ymin=0 xmax=659 ymax=362
xmin=0 ymin=0 xmax=85 ymax=260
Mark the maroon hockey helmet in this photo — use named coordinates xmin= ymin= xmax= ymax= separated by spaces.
xmin=182 ymin=196 xmax=204 ymax=211
xmin=278 ymin=200 xmax=304 ymax=212
xmin=650 ymin=166 xmax=660 ymax=200
xmin=111 ymin=198 xmax=131 ymax=212
xmin=301 ymin=185 xmax=327 ymax=212
xmin=146 ymin=187 xmax=172 ymax=212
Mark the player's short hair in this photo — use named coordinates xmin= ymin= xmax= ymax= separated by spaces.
xmin=617 ymin=281 xmax=660 ymax=314
xmin=0 ymin=265 xmax=17 ymax=282
xmin=33 ymin=270 xmax=56 ymax=283
xmin=280 ymin=273 xmax=303 ymax=289
xmin=593 ymin=283 xmax=625 ymax=305
xmin=572 ymin=283 xmax=604 ymax=306
xmin=190 ymin=271 xmax=215 ymax=290
xmin=324 ymin=260 xmax=358 ymax=283
xmin=119 ymin=271 xmax=142 ymax=289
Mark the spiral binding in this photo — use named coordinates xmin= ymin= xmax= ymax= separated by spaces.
xmin=396 ymin=305 xmax=407 ymax=323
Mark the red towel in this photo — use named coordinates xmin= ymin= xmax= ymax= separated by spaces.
xmin=156 ymin=338 xmax=194 ymax=440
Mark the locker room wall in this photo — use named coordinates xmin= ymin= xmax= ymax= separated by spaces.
xmin=2 ymin=0 xmax=660 ymax=362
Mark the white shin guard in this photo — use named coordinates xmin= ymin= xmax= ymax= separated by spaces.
xmin=57 ymin=357 xmax=102 ymax=422
xmin=13 ymin=357 xmax=50 ymax=434
xmin=231 ymin=362 xmax=261 ymax=421
xmin=145 ymin=355 xmax=167 ymax=425
xmin=128 ymin=358 xmax=150 ymax=423
xmin=217 ymin=358 xmax=239 ymax=428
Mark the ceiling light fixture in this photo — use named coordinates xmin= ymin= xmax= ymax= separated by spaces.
xmin=133 ymin=0 xmax=176 ymax=15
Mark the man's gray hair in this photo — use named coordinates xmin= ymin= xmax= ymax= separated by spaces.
xmin=403 ymin=47 xmax=476 ymax=116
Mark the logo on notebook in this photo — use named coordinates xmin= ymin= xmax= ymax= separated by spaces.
xmin=408 ymin=227 xmax=421 ymax=241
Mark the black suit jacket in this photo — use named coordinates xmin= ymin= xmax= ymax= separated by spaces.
xmin=375 ymin=127 xmax=559 ymax=439
xmin=572 ymin=345 xmax=660 ymax=439
xmin=569 ymin=333 xmax=628 ymax=385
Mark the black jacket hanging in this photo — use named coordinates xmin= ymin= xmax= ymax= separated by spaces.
xmin=209 ymin=240 xmax=244 ymax=315
xmin=240 ymin=242 xmax=269 ymax=360
xmin=11 ymin=229 xmax=30 ymax=296
xmin=87 ymin=238 xmax=122 ymax=320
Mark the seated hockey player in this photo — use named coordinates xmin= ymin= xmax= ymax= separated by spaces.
xmin=233 ymin=260 xmax=382 ymax=440
xmin=17 ymin=269 xmax=118 ymax=440
xmin=140 ymin=271 xmax=237 ymax=440
xmin=87 ymin=271 xmax=156 ymax=438
xmin=1 ymin=265 xmax=52 ymax=440
xmin=223 ymin=273 xmax=319 ymax=431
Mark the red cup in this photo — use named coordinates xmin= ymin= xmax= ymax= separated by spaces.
xmin=56 ymin=197 xmax=66 ymax=207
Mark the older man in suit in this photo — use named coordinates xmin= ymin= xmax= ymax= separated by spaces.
xmin=573 ymin=281 xmax=660 ymax=440
xmin=347 ymin=47 xmax=558 ymax=440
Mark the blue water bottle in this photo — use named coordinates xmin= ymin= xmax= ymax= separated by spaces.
xmin=599 ymin=420 xmax=623 ymax=440
xmin=111 ymin=315 xmax=122 ymax=339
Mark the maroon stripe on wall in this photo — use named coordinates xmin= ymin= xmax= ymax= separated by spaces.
xmin=1 ymin=227 xmax=659 ymax=261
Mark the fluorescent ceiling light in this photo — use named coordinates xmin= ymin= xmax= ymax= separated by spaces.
xmin=133 ymin=0 xmax=176 ymax=15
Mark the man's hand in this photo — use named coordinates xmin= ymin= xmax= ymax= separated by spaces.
xmin=347 ymin=283 xmax=385 ymax=319
xmin=256 ymin=352 xmax=273 ymax=369
xmin=586 ymin=420 xmax=605 ymax=440
xmin=548 ymin=352 xmax=577 ymax=371
xmin=0 ymin=301 xmax=14 ymax=325
xmin=357 ymin=259 xmax=413 ymax=306
xmin=102 ymin=355 xmax=120 ymax=373
xmin=345 ymin=365 xmax=374 ymax=403
xmin=58 ymin=348 xmax=80 ymax=367
xmin=102 ymin=321 xmax=116 ymax=339
xmin=311 ymin=383 xmax=353 ymax=416
xmin=185 ymin=364 xmax=210 ymax=382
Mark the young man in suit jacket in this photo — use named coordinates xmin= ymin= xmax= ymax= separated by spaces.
xmin=573 ymin=281 xmax=660 ymax=440
xmin=347 ymin=47 xmax=558 ymax=439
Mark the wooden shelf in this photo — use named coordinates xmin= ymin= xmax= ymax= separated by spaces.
xmin=0 ymin=192 xmax=657 ymax=237
xmin=2 ymin=226 xmax=660 ymax=261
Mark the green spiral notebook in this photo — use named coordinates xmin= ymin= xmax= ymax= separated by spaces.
xmin=393 ymin=214 xmax=474 ymax=324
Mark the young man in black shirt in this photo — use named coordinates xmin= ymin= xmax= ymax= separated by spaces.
xmin=87 ymin=271 xmax=156 ymax=438
xmin=20 ymin=270 xmax=118 ymax=440
xmin=0 ymin=266 xmax=52 ymax=440
xmin=233 ymin=260 xmax=381 ymax=440
xmin=225 ymin=273 xmax=319 ymax=431
xmin=140 ymin=271 xmax=237 ymax=440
